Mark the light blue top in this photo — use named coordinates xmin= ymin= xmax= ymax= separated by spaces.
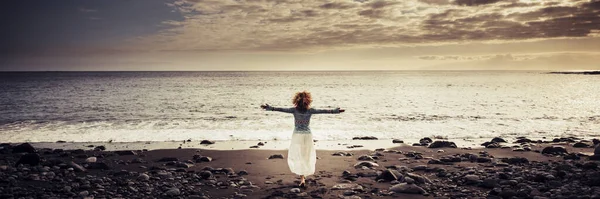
xmin=264 ymin=105 xmax=341 ymax=132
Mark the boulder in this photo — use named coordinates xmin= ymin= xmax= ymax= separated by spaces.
xmin=15 ymin=153 xmax=41 ymax=166
xmin=573 ymin=142 xmax=590 ymax=148
xmin=68 ymin=161 xmax=87 ymax=172
xmin=200 ymin=140 xmax=215 ymax=145
xmin=392 ymin=139 xmax=404 ymax=143
xmin=357 ymin=155 xmax=374 ymax=161
xmin=353 ymin=161 xmax=379 ymax=168
xmin=491 ymin=137 xmax=507 ymax=143
xmin=268 ymin=154 xmax=284 ymax=159
xmin=87 ymin=162 xmax=111 ymax=170
xmin=419 ymin=137 xmax=433 ymax=144
xmin=390 ymin=183 xmax=427 ymax=194
xmin=541 ymin=146 xmax=568 ymax=155
xmin=12 ymin=143 xmax=36 ymax=153
xmin=94 ymin=146 xmax=106 ymax=151
xmin=501 ymin=157 xmax=529 ymax=165
xmin=428 ymin=141 xmax=457 ymax=148
xmin=352 ymin=136 xmax=378 ymax=140
xmin=377 ymin=169 xmax=401 ymax=181
xmin=514 ymin=138 xmax=532 ymax=143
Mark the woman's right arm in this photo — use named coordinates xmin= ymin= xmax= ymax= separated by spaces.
xmin=260 ymin=104 xmax=295 ymax=113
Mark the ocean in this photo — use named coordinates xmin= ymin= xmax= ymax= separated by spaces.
xmin=0 ymin=71 xmax=598 ymax=143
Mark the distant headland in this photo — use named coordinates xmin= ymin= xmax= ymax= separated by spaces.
xmin=548 ymin=71 xmax=600 ymax=75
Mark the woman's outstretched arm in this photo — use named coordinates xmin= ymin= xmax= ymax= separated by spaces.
xmin=260 ymin=104 xmax=295 ymax=113
xmin=310 ymin=107 xmax=345 ymax=114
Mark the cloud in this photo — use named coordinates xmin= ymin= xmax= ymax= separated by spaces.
xmin=454 ymin=0 xmax=503 ymax=6
xmin=419 ymin=52 xmax=600 ymax=70
xmin=122 ymin=0 xmax=600 ymax=52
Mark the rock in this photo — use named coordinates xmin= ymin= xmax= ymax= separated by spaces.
xmin=165 ymin=188 xmax=181 ymax=196
xmin=200 ymin=140 xmax=215 ymax=145
xmin=176 ymin=162 xmax=193 ymax=168
xmin=71 ymin=149 xmax=85 ymax=154
xmin=197 ymin=156 xmax=212 ymax=162
xmin=406 ymin=173 xmax=432 ymax=184
xmin=353 ymin=161 xmax=379 ymax=168
xmin=464 ymin=174 xmax=480 ymax=182
xmin=114 ymin=150 xmax=137 ymax=156
xmin=357 ymin=155 xmax=374 ymax=161
xmin=428 ymin=141 xmax=457 ymax=148
xmin=85 ymin=157 xmax=97 ymax=163
xmin=158 ymin=157 xmax=179 ymax=162
xmin=484 ymin=142 xmax=502 ymax=148
xmin=515 ymin=138 xmax=532 ymax=143
xmin=491 ymin=137 xmax=507 ymax=143
xmin=332 ymin=183 xmax=362 ymax=190
xmin=12 ymin=143 xmax=36 ymax=153
xmin=477 ymin=157 xmax=492 ymax=163
xmin=595 ymin=144 xmax=600 ymax=156
xmin=502 ymin=157 xmax=529 ymax=165
xmin=15 ymin=153 xmax=40 ymax=166
xmin=268 ymin=154 xmax=284 ymax=159
xmin=138 ymin=173 xmax=150 ymax=181
xmin=257 ymin=142 xmax=265 ymax=146
xmin=593 ymin=138 xmax=600 ymax=146
xmin=199 ymin=171 xmax=213 ymax=179
xmin=78 ymin=191 xmax=89 ymax=197
xmin=573 ymin=142 xmax=590 ymax=148
xmin=56 ymin=140 xmax=67 ymax=143
xmin=541 ymin=146 xmax=568 ymax=155
xmin=392 ymin=139 xmax=404 ymax=143
xmin=332 ymin=152 xmax=353 ymax=156
xmin=238 ymin=170 xmax=249 ymax=176
xmin=419 ymin=137 xmax=433 ymax=144
xmin=68 ymin=161 xmax=87 ymax=172
xmin=249 ymin=145 xmax=259 ymax=148
xmin=390 ymin=183 xmax=427 ymax=194
xmin=94 ymin=145 xmax=106 ymax=151
xmin=377 ymin=169 xmax=402 ymax=181
xmin=87 ymin=162 xmax=111 ymax=170
xmin=352 ymin=136 xmax=378 ymax=140
xmin=290 ymin=188 xmax=301 ymax=193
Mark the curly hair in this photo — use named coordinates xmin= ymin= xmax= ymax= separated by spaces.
xmin=292 ymin=91 xmax=312 ymax=111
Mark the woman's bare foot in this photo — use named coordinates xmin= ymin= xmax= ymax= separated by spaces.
xmin=299 ymin=175 xmax=306 ymax=187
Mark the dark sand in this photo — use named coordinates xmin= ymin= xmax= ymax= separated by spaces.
xmin=1 ymin=137 xmax=599 ymax=198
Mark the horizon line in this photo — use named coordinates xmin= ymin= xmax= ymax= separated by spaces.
xmin=0 ymin=69 xmax=589 ymax=73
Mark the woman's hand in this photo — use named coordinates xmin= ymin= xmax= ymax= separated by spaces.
xmin=260 ymin=104 xmax=270 ymax=110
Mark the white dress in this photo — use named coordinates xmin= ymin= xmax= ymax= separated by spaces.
xmin=266 ymin=106 xmax=340 ymax=176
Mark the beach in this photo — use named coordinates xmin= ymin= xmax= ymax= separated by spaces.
xmin=2 ymin=137 xmax=599 ymax=199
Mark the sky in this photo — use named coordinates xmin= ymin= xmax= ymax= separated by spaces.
xmin=1 ymin=0 xmax=599 ymax=71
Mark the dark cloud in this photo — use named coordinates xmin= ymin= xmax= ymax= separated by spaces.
xmin=319 ymin=2 xmax=357 ymax=9
xmin=367 ymin=0 xmax=399 ymax=9
xmin=454 ymin=0 xmax=502 ymax=6
xmin=418 ymin=0 xmax=451 ymax=5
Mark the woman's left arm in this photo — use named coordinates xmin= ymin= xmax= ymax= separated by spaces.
xmin=310 ymin=107 xmax=345 ymax=114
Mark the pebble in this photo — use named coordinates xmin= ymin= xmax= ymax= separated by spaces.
xmin=165 ymin=188 xmax=180 ymax=196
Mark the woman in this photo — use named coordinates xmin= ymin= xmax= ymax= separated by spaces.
xmin=260 ymin=91 xmax=344 ymax=187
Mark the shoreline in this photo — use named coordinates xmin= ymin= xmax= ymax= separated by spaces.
xmin=22 ymin=136 xmax=599 ymax=151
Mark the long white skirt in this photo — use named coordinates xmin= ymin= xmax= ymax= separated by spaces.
xmin=287 ymin=130 xmax=316 ymax=176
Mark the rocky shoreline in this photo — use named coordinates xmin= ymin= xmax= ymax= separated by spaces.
xmin=1 ymin=137 xmax=600 ymax=199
